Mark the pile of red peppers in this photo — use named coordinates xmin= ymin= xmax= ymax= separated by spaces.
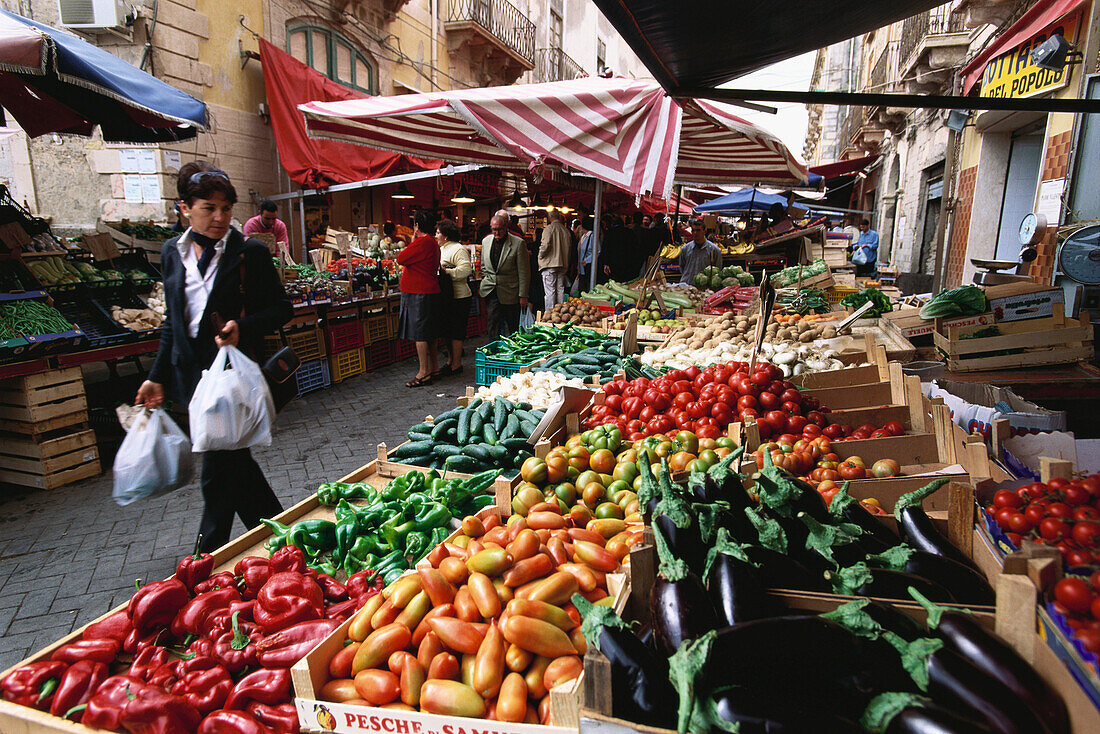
xmin=0 ymin=537 xmax=384 ymax=733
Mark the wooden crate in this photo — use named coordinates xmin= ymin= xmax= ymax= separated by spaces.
xmin=0 ymin=367 xmax=87 ymax=435
xmin=0 ymin=427 xmax=100 ymax=490
xmin=933 ymin=305 xmax=1094 ymax=372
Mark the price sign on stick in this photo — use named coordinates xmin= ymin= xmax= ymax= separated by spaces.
xmin=334 ymin=231 xmax=351 ymax=257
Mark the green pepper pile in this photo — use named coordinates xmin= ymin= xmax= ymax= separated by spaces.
xmin=479 ymin=323 xmax=619 ymax=364
xmin=839 ymin=288 xmax=893 ymax=318
xmin=777 ymin=288 xmax=830 ymax=315
xmin=261 ymin=468 xmax=497 ymax=583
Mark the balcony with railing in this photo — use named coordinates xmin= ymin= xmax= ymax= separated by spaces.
xmin=445 ymin=0 xmax=535 ymax=82
xmin=533 ymin=47 xmax=585 ymax=83
xmin=839 ymin=105 xmax=886 ymax=157
xmin=898 ymin=3 xmax=969 ymax=92
xmin=866 ymin=41 xmax=907 ymax=134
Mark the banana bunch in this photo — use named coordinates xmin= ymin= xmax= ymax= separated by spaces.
xmin=660 ymin=243 xmax=682 ymax=259
xmin=719 ymin=241 xmax=755 ymax=255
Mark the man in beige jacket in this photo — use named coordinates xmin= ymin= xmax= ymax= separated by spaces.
xmin=538 ymin=209 xmax=572 ymax=309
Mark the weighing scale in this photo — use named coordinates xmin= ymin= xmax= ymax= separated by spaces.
xmin=1052 ymin=224 xmax=1100 ymax=326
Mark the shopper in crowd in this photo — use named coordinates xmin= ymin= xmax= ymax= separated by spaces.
xmin=242 ymin=199 xmax=289 ymax=251
xmin=752 ymin=202 xmax=795 ymax=242
xmin=480 ymin=210 xmax=530 ymax=337
xmin=678 ymin=217 xmax=721 ymax=285
xmin=572 ymin=216 xmax=594 ymax=294
xmin=397 ymin=209 xmax=441 ymax=387
xmin=136 ymin=161 xmax=292 ymax=553
xmin=538 ymin=209 xmax=571 ymax=309
xmin=634 ymin=211 xmax=663 ymax=276
xmin=381 ymin=221 xmax=405 ymax=249
xmin=436 ymin=218 xmax=472 ymax=376
xmin=853 ymin=218 xmax=880 ymax=277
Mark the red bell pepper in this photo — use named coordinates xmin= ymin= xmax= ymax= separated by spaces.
xmin=171 ymin=662 xmax=232 ymax=714
xmin=212 ymin=611 xmax=261 ymax=673
xmin=49 ymin=659 xmax=108 ymax=721
xmin=188 ymin=636 xmax=215 ymax=658
xmin=82 ymin=610 xmax=133 ymax=643
xmin=123 ymin=626 xmax=168 ymax=656
xmin=310 ymin=572 xmax=348 ymax=603
xmin=170 ymin=586 xmax=241 ymax=638
xmin=119 ymin=686 xmax=202 ymax=734
xmin=128 ymin=579 xmax=189 ymax=634
xmin=345 ymin=569 xmax=385 ymax=603
xmin=324 ymin=598 xmax=358 ymax=622
xmin=268 ymin=545 xmax=306 ymax=574
xmin=253 ymin=572 xmax=324 ymax=633
xmin=203 ymin=599 xmax=256 ymax=638
xmin=254 ymin=618 xmax=340 ymax=669
xmin=50 ymin=638 xmax=120 ymax=665
xmin=248 ymin=701 xmax=299 ymax=734
xmin=175 ymin=535 xmax=216 ymax=592
xmin=234 ymin=556 xmax=268 ymax=576
xmin=81 ymin=675 xmax=146 ymax=730
xmin=224 ymin=668 xmax=291 ymax=710
xmin=129 ymin=646 xmax=194 ymax=682
xmin=198 ymin=709 xmax=271 ymax=734
xmin=240 ymin=564 xmax=271 ymax=601
xmin=0 ymin=660 xmax=68 ymax=710
xmin=193 ymin=571 xmax=238 ymax=595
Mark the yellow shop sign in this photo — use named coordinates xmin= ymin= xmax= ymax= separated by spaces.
xmin=981 ymin=12 xmax=1080 ymax=99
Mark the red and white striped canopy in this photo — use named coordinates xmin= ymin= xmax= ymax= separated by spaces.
xmin=299 ymin=77 xmax=807 ymax=199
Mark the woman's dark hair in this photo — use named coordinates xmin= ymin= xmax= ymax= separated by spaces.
xmin=437 ymin=219 xmax=461 ymax=242
xmin=177 ymin=161 xmax=237 ymax=205
xmin=383 ymin=221 xmax=396 ymax=236
xmin=414 ymin=209 xmax=438 ymax=235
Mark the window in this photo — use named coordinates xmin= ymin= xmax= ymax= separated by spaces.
xmin=549 ymin=9 xmax=563 ymax=50
xmin=288 ymin=26 xmax=375 ymax=94
xmin=596 ymin=37 xmax=606 ymax=73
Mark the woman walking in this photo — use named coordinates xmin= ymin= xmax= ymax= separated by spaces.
xmin=397 ymin=209 xmax=441 ymax=387
xmin=135 ymin=161 xmax=292 ymax=552
xmin=436 ymin=219 xmax=472 ymax=376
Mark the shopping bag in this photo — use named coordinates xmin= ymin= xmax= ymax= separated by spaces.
xmin=112 ymin=409 xmax=194 ymax=506
xmin=518 ymin=306 xmax=535 ymax=331
xmin=851 ymin=245 xmax=869 ymax=265
xmin=189 ymin=345 xmax=275 ymax=452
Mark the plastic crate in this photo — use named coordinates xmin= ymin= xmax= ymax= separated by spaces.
xmin=466 ymin=313 xmax=484 ymax=339
xmin=387 ymin=312 xmax=399 ymax=340
xmin=94 ymin=288 xmax=160 ymax=339
xmin=366 ymin=340 xmax=396 ymax=370
xmin=56 ymin=297 xmax=132 ymax=349
xmin=825 ymin=285 xmax=860 ymax=304
xmin=329 ymin=347 xmax=366 ymax=383
xmin=363 ymin=311 xmax=390 ymax=344
xmin=394 ymin=339 xmax=417 ymax=361
xmin=295 ymin=358 xmax=331 ymax=396
xmin=0 ymin=259 xmax=39 ymax=292
xmin=324 ymin=317 xmax=364 ymax=353
xmin=474 ymin=340 xmax=525 ymax=386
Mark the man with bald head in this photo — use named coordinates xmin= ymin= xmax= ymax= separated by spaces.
xmin=538 ymin=209 xmax=571 ymax=309
xmin=480 ymin=210 xmax=530 ymax=337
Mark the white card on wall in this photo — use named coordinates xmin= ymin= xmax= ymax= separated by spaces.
xmin=137 ymin=149 xmax=157 ymax=174
xmin=123 ymin=174 xmax=143 ymax=202
xmin=140 ymin=174 xmax=161 ymax=203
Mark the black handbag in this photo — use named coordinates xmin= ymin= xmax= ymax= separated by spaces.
xmin=438 ymin=266 xmax=455 ymax=300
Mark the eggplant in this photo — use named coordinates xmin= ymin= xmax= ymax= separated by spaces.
xmin=920 ymin=601 xmax=1068 ymax=733
xmin=742 ymin=545 xmax=830 ymax=591
xmin=653 ymin=510 xmax=705 ymax=575
xmin=894 ymin=479 xmax=981 ymax=572
xmin=861 ymin=599 xmax=926 ymax=642
xmin=649 ymin=523 xmax=718 ymax=655
xmin=712 ymin=687 xmax=860 ymax=733
xmin=927 ymin=647 xmax=1052 ymax=734
xmin=884 ymin=702 xmax=995 ymax=734
xmin=831 ymin=482 xmax=903 ymax=549
xmin=590 ymin=623 xmax=676 ymax=726
xmin=707 ymin=549 xmax=767 ymax=626
xmin=898 ymin=551 xmax=995 ymax=607
xmin=853 ymin=568 xmax=957 ymax=604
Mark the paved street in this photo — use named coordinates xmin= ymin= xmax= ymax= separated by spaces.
xmin=0 ymin=342 xmax=486 ymax=671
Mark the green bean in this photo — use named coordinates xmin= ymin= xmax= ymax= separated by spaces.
xmin=0 ymin=300 xmax=75 ymax=337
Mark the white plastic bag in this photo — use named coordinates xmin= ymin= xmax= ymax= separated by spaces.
xmin=189 ymin=345 xmax=274 ymax=452
xmin=113 ymin=408 xmax=194 ymax=505
xmin=519 ymin=306 xmax=535 ymax=330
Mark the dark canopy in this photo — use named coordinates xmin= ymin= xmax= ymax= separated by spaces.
xmin=591 ymin=0 xmax=944 ymax=91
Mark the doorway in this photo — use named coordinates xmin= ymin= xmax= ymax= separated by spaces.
xmin=994 ymin=130 xmax=1044 ymax=261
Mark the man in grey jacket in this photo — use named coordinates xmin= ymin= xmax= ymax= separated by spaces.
xmin=538 ymin=209 xmax=572 ymax=309
xmin=480 ymin=211 xmax=530 ymax=337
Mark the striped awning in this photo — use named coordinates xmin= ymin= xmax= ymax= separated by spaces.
xmin=299 ymin=77 xmax=807 ymax=199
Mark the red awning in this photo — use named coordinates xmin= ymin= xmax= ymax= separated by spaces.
xmin=809 ymin=154 xmax=878 ymax=179
xmin=960 ymin=0 xmax=1086 ymax=95
xmin=258 ymin=38 xmax=439 ymax=189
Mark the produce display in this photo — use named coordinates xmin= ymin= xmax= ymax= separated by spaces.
xmin=326 ymin=256 xmax=400 ymax=291
xmin=474 ymin=370 xmax=587 ymax=409
xmin=109 ymin=302 xmax=163 ymax=331
xmin=769 ymin=258 xmax=829 ymax=288
xmin=478 ymin=324 xmax=619 ymax=365
xmin=919 ymin=284 xmax=987 ymax=319
xmin=0 ymin=542 xmax=382 ymax=732
xmin=113 ymin=222 xmax=177 ymax=241
xmin=693 ymin=264 xmax=755 ymax=290
xmin=25 ymin=258 xmax=132 ymax=287
xmin=361 ymin=230 xmax=405 ymax=259
xmin=639 ymin=311 xmax=843 ymax=375
xmin=0 ymin=298 xmax=75 ymax=338
xmin=840 ymin=287 xmax=893 ymax=317
xmin=607 ymin=307 xmax=682 ymax=332
xmin=529 ymin=342 xmax=624 ymax=383
xmin=311 ymin=501 xmax=631 ymax=722
xmin=390 ymin=398 xmax=545 ymax=473
xmin=582 ymin=280 xmax=700 ymax=310
xmin=540 ymin=300 xmax=607 ymax=327
xmin=984 ymin=475 xmax=1100 ymax=567
xmin=777 ymin=287 xmax=831 ymax=315
xmin=146 ymin=282 xmax=166 ymax=319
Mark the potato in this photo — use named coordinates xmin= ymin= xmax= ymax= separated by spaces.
xmin=799 ymin=331 xmax=816 ymax=343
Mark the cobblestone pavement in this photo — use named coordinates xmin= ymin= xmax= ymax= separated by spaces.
xmin=0 ymin=341 xmax=487 ymax=670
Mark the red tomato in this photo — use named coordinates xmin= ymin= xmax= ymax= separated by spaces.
xmin=1040 ymin=517 xmax=1069 ymax=542
xmin=710 ymin=402 xmax=733 ymax=427
xmin=882 ymin=421 xmax=904 ymax=436
xmin=1073 ymin=521 xmax=1100 ymax=548
xmin=851 ymin=430 xmax=872 ymax=441
xmin=622 ymin=397 xmax=643 ymax=419
xmin=993 ymin=490 xmax=1023 ymax=509
xmin=994 ymin=507 xmax=1017 ymax=530
xmin=713 ymin=365 xmax=732 ymax=384
xmin=1092 ymin=595 xmax=1100 ymax=621
xmin=1024 ymin=504 xmax=1047 ymax=527
xmin=1048 ymin=502 xmax=1073 ymax=519
xmin=757 ymin=392 xmax=779 ymax=411
xmin=684 ymin=366 xmax=701 ymax=380
xmin=765 ymin=410 xmax=788 ymax=429
xmin=822 ymin=424 xmax=844 ymax=439
xmin=1006 ymin=512 xmax=1031 ymax=535
xmin=1066 ymin=549 xmax=1096 ymax=568
xmin=837 ymin=460 xmax=867 ymax=481
xmin=779 ymin=389 xmax=801 ymax=405
xmin=696 ymin=424 xmax=720 ymax=440
xmin=603 ymin=381 xmax=625 ymax=396
xmin=1082 ymin=476 xmax=1100 ymax=498
xmin=1065 ymin=485 xmax=1092 ymax=506
xmin=749 ymin=371 xmax=770 ymax=387
xmin=626 ymin=419 xmax=645 ymax=434
xmin=716 ymin=385 xmax=735 ymax=406
xmin=665 ymin=369 xmax=686 ymax=382
xmin=1075 ymin=629 xmax=1100 ymax=654
xmin=675 ymin=413 xmax=694 ymax=430
xmin=802 ymin=423 xmax=823 ymax=438
xmin=696 ymin=416 xmax=718 ymax=427
xmin=1074 ymin=506 xmax=1100 ymax=522
xmin=638 ymin=406 xmax=655 ymax=424
xmin=672 ymin=380 xmax=692 ymax=396
xmin=739 ymin=409 xmax=759 ymax=422
xmin=736 ymin=395 xmax=758 ymax=412
xmin=765 ymin=381 xmax=785 ymax=396
xmin=686 ymin=402 xmax=707 ymax=419
xmin=785 ymin=415 xmax=808 ymax=434
xmin=781 ymin=402 xmax=801 ymax=415
xmin=1054 ymin=577 xmax=1095 ymax=615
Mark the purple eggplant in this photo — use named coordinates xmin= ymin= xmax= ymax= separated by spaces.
xmin=863 ymin=693 xmax=995 ymax=734
xmin=926 ymin=646 xmax=1052 ymax=734
xmin=712 ymin=687 xmax=861 ymax=733
xmin=649 ymin=522 xmax=718 ymax=655
xmin=855 ymin=568 xmax=957 ymax=604
xmin=830 ymin=482 xmax=902 ymax=549
xmin=869 ymin=546 xmax=995 ymax=607
xmin=742 ymin=545 xmax=830 ymax=591
xmin=894 ymin=479 xmax=981 ymax=572
xmin=861 ymin=599 xmax=926 ymax=642
xmin=705 ymin=532 xmax=767 ymax=626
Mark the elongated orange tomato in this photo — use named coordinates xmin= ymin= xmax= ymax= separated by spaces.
xmin=483 ymin=514 xmax=502 ymax=531
xmin=428 ymin=617 xmax=485 ymax=655
xmin=567 ymin=527 xmax=606 ymax=545
xmin=605 ymin=539 xmax=630 ymax=562
xmin=329 ymin=641 xmax=360 ymax=678
xmin=524 ymin=656 xmax=551 ymax=698
xmin=386 ymin=575 xmax=423 ymax=607
xmin=427 ymin=652 xmax=460 ymax=681
xmin=502 ymin=554 xmax=554 ymax=588
xmin=417 ymin=568 xmax=457 ymax=607
xmin=320 ymin=678 xmax=359 ymax=703
xmin=505 ymin=514 xmax=527 ymax=541
xmin=543 ymin=655 xmax=583 ymax=690
xmin=388 ymin=651 xmax=414 ymax=675
xmin=417 ymin=631 xmax=444 ymax=671
xmin=370 ymin=598 xmax=400 ymax=630
xmin=438 ymin=556 xmax=469 ymax=585
xmin=472 ymin=621 xmax=506 ymax=698
xmin=497 ymin=672 xmax=527 ymax=723
xmin=506 ymin=599 xmax=575 ymax=631
xmin=556 ymin=563 xmax=597 ymax=592
xmin=501 ymin=615 xmax=578 ymax=658
xmin=444 ymin=542 xmax=470 ymax=560
xmin=399 ymin=657 xmax=425 ymax=706
xmin=354 ymin=669 xmax=400 ymax=705
xmin=505 ymin=643 xmax=532 ymax=672
xmin=419 ymin=680 xmax=486 ymax=718
xmin=349 ymin=594 xmax=385 ymax=642
xmin=539 ymin=694 xmax=552 ymax=724
xmin=506 ymin=529 xmax=540 ymax=561
xmin=492 ymin=578 xmax=514 ymax=606
xmin=384 ymin=702 xmax=416 ymax=711
xmin=586 ymin=519 xmax=628 ymax=539
xmin=526 ymin=511 xmax=566 ymax=530
xmin=467 ymin=547 xmax=513 ymax=577
xmin=466 ymin=540 xmax=485 ymax=557
xmin=466 ymin=572 xmax=503 ymax=618
xmin=461 ymin=652 xmax=477 ymax=687
xmin=570 ymin=627 xmax=587 ymax=654
xmin=395 ymin=590 xmax=432 ymax=630
xmin=521 ymin=571 xmax=580 ymax=606
xmin=453 ymin=587 xmax=482 ymax=623
xmin=573 ymin=540 xmax=619 ymax=572
xmin=462 ymin=515 xmax=485 ymax=537
xmin=482 ymin=526 xmax=508 ymax=546
xmin=412 ymin=603 xmax=456 ymax=646
xmin=427 ymin=542 xmax=450 ymax=568
xmin=352 ymin=622 xmax=412 ymax=675
xmin=544 ymin=537 xmax=569 ymax=567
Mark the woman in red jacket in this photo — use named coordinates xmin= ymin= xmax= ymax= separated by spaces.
xmin=396 ymin=209 xmax=441 ymax=387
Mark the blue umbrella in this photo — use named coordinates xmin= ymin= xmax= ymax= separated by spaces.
xmin=0 ymin=9 xmax=208 ymax=142
xmin=693 ymin=186 xmax=789 ymax=214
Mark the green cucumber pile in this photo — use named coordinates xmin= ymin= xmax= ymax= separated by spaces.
xmin=478 ymin=323 xmax=619 ymax=364
xmin=530 ymin=342 xmax=621 ymax=381
xmin=390 ymin=397 xmax=545 ymax=474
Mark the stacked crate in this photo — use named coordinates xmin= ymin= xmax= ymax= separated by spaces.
xmin=0 ymin=367 xmax=101 ymax=489
xmin=325 ymin=306 xmax=365 ymax=383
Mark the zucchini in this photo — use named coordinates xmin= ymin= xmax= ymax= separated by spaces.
xmin=483 ymin=423 xmax=498 ymax=445
xmin=390 ymin=441 xmax=433 ymax=459
xmin=457 ymin=409 xmax=471 ymax=444
xmin=463 ymin=444 xmax=493 ymax=462
xmin=446 ymin=454 xmax=485 ymax=472
xmin=493 ymin=398 xmax=507 ymax=433
xmin=501 ymin=437 xmax=530 ymax=452
xmin=433 ymin=444 xmax=465 ymax=458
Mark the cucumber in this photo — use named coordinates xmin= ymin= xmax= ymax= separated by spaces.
xmin=516 ymin=402 xmax=533 ymax=411
xmin=487 ymin=444 xmax=510 ymax=462
xmin=400 ymin=453 xmax=432 ymax=467
xmin=469 ymin=411 xmax=484 ymax=438
xmin=433 ymin=444 xmax=465 ymax=458
xmin=476 ymin=401 xmax=493 ymax=423
xmin=431 ymin=418 xmax=456 ymax=440
xmin=483 ymin=423 xmax=498 ymax=445
xmin=519 ymin=420 xmax=538 ymax=437
xmin=409 ymin=421 xmax=435 ymax=435
xmin=570 ymin=354 xmax=601 ymax=366
xmin=457 ymin=409 xmax=471 ymax=444
xmin=434 ymin=408 xmax=462 ymax=423
xmin=407 ymin=431 xmax=433 ymax=443
xmin=445 ymin=427 xmax=457 ymax=440
xmin=445 ymin=454 xmax=484 ymax=472
xmin=501 ymin=437 xmax=530 ymax=452
xmin=390 ymin=441 xmax=433 ymax=459
xmin=467 ymin=397 xmax=483 ymax=412
xmin=513 ymin=409 xmax=539 ymax=424
xmin=462 ymin=444 xmax=493 ymax=462
xmin=493 ymin=398 xmax=507 ymax=432
xmin=502 ymin=413 xmax=520 ymax=440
